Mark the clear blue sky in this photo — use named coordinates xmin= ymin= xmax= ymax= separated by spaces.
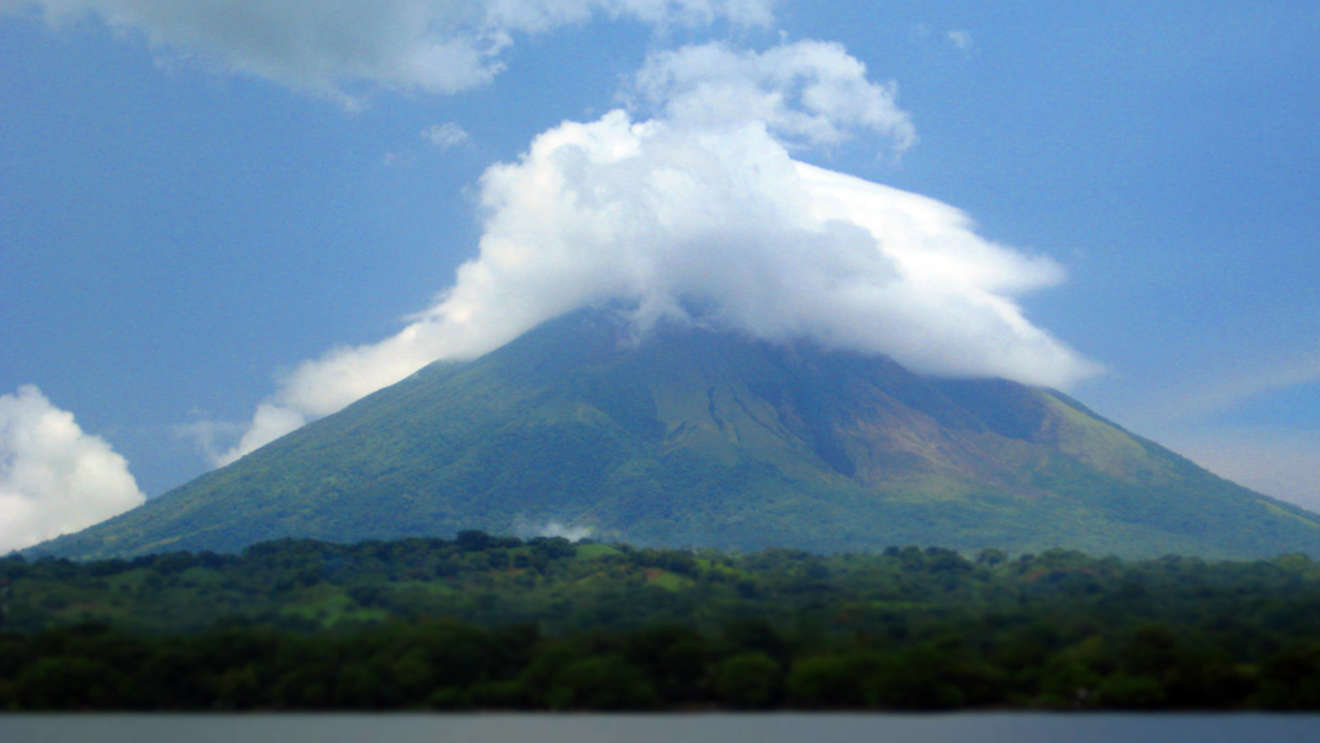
xmin=2 ymin=1 xmax=1317 ymax=549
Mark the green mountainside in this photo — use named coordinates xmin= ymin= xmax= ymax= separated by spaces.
xmin=33 ymin=308 xmax=1320 ymax=559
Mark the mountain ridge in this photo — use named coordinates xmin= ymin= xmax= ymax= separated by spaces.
xmin=31 ymin=308 xmax=1320 ymax=559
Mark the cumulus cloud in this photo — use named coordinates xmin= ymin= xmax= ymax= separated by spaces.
xmin=215 ymin=39 xmax=1097 ymax=465
xmin=2 ymin=0 xmax=773 ymax=106
xmin=0 ymin=385 xmax=146 ymax=552
xmin=422 ymin=122 xmax=470 ymax=149
xmin=633 ymin=41 xmax=916 ymax=151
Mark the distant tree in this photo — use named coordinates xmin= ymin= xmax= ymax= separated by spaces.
xmin=456 ymin=531 xmax=494 ymax=552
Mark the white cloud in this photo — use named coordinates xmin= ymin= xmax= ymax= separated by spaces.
xmin=0 ymin=385 xmax=146 ymax=552
xmin=422 ymin=122 xmax=470 ymax=149
xmin=215 ymin=39 xmax=1097 ymax=464
xmin=174 ymin=416 xmax=245 ymax=465
xmin=2 ymin=0 xmax=773 ymax=106
xmin=946 ymin=29 xmax=972 ymax=52
xmin=633 ymin=40 xmax=916 ymax=151
xmin=514 ymin=517 xmax=593 ymax=541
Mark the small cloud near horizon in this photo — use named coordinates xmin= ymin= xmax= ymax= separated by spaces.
xmin=1162 ymin=349 xmax=1320 ymax=423
xmin=1162 ymin=425 xmax=1320 ymax=514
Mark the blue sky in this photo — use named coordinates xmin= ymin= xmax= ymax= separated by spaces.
xmin=2 ymin=1 xmax=1317 ymax=550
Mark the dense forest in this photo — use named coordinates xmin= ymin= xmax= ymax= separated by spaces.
xmin=4 ymin=533 xmax=1320 ymax=710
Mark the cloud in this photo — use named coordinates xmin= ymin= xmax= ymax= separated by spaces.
xmin=1165 ymin=348 xmax=1320 ymax=422
xmin=422 ymin=122 xmax=470 ymax=149
xmin=174 ymin=416 xmax=246 ymax=465
xmin=0 ymin=385 xmax=146 ymax=552
xmin=946 ymin=29 xmax=972 ymax=53
xmin=1163 ymin=426 xmax=1320 ymax=513
xmin=2 ymin=0 xmax=774 ymax=106
xmin=632 ymin=40 xmax=916 ymax=151
xmin=514 ymin=517 xmax=593 ymax=542
xmin=215 ymin=39 xmax=1097 ymax=464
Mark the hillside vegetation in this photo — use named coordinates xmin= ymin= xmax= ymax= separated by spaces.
xmin=33 ymin=309 xmax=1320 ymax=560
xmin=4 ymin=534 xmax=1320 ymax=710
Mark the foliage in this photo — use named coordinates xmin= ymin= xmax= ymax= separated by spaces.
xmin=5 ymin=535 xmax=1320 ymax=710
xmin=31 ymin=310 xmax=1320 ymax=561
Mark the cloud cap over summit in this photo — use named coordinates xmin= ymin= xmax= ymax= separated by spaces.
xmin=217 ymin=40 xmax=1097 ymax=463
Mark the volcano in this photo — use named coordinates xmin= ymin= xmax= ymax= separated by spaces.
xmin=34 ymin=308 xmax=1320 ymax=559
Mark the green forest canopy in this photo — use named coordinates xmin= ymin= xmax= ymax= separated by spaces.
xmin=4 ymin=533 xmax=1320 ymax=710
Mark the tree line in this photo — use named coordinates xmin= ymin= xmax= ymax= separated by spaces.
xmin=3 ymin=533 xmax=1320 ymax=709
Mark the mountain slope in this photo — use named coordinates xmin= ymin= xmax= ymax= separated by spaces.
xmin=34 ymin=309 xmax=1320 ymax=559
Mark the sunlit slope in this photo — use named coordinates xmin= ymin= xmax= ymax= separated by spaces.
xmin=35 ymin=309 xmax=1320 ymax=559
